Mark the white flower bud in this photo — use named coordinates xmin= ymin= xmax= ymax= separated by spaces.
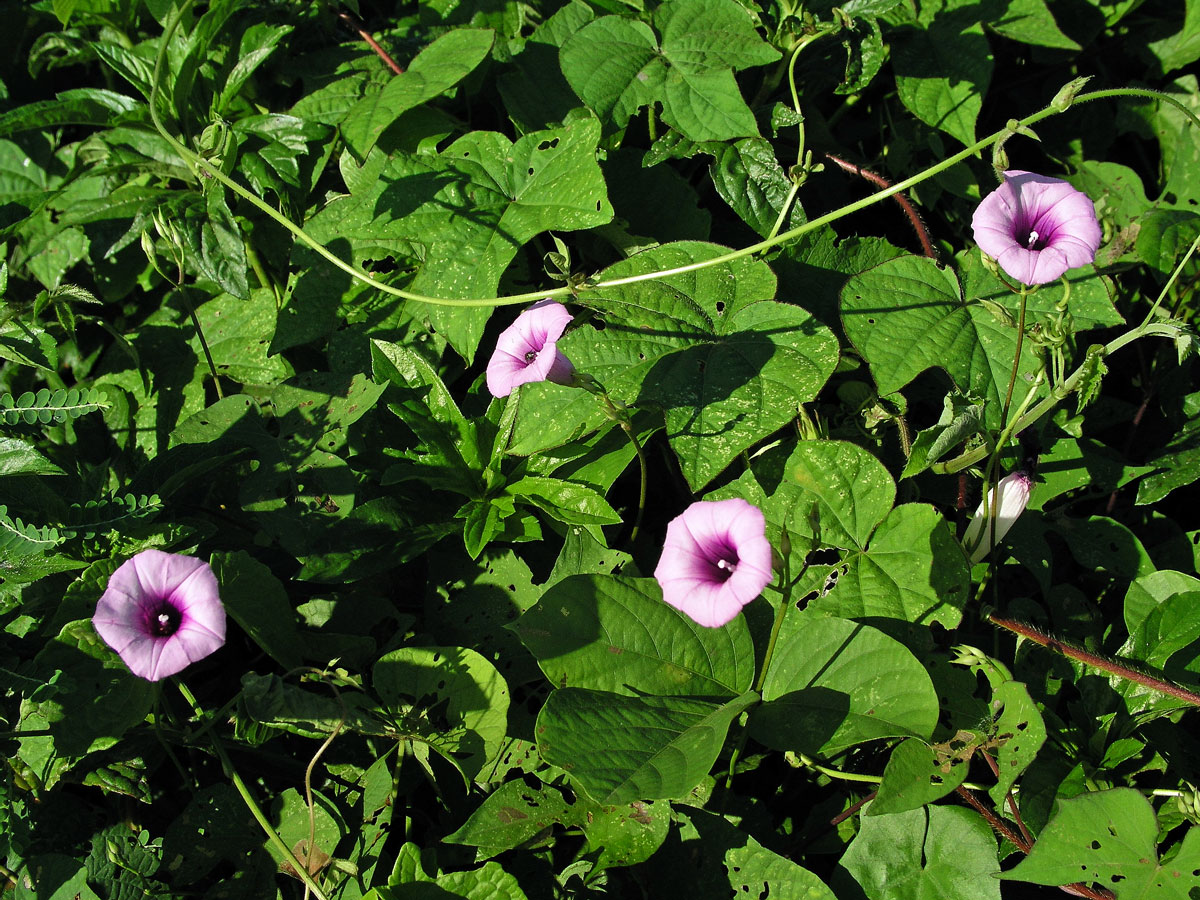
xmin=962 ymin=471 xmax=1033 ymax=563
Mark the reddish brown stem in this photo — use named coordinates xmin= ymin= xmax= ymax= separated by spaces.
xmin=955 ymin=785 xmax=1031 ymax=852
xmin=829 ymin=790 xmax=876 ymax=827
xmin=337 ymin=11 xmax=404 ymax=75
xmin=981 ymin=749 xmax=1034 ymax=848
xmin=955 ymin=785 xmax=1114 ymax=900
xmin=989 ymin=615 xmax=1200 ymax=707
xmin=824 ymin=153 xmax=937 ymax=259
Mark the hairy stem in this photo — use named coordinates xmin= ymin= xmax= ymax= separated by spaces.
xmin=337 ymin=10 xmax=405 ymax=75
xmin=989 ymin=615 xmax=1200 ymax=707
xmin=823 ymin=153 xmax=936 ymax=258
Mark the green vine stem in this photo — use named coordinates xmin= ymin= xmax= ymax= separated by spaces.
xmin=174 ymin=680 xmax=332 ymax=900
xmin=723 ymin=549 xmax=794 ymax=794
xmin=148 ymin=0 xmax=1200 ymax=313
xmin=932 ymin=316 xmax=1186 ymax=475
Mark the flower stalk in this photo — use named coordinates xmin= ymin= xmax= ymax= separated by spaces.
xmin=175 ymin=681 xmax=333 ymax=900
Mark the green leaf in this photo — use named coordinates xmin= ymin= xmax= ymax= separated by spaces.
xmin=210 ymin=551 xmax=304 ymax=671
xmin=708 ymin=138 xmax=805 ymax=237
xmin=18 ymin=620 xmax=155 ymax=786
xmin=341 ymin=29 xmax=495 ymax=161
xmin=892 ymin=4 xmax=992 ymax=146
xmin=958 ymin=248 xmax=1122 ymax=332
xmin=837 ymin=805 xmax=1002 ymax=900
xmin=559 ymin=0 xmax=780 ymax=142
xmin=0 ymin=435 xmax=65 ymax=476
xmin=537 ymin=688 xmax=757 ymax=804
xmin=268 ymin=787 xmax=343 ymax=872
xmin=193 ymin=290 xmax=294 ymax=385
xmin=842 ymin=255 xmax=1043 ymax=430
xmin=444 ymin=778 xmax=574 ymax=858
xmin=315 ymin=111 xmax=612 ymax=360
xmin=1136 ymin=410 xmax=1200 ymax=505
xmin=902 ymin=393 xmax=985 ymax=477
xmin=374 ymin=646 xmax=511 ymax=781
xmin=60 ymin=492 xmax=162 ymax=540
xmin=188 ymin=190 xmax=250 ymax=300
xmin=988 ymin=681 xmax=1046 ymax=806
xmin=513 ymin=574 xmax=755 ymax=696
xmin=215 ymin=24 xmax=295 ymax=116
xmin=0 ymin=88 xmax=140 ymax=137
xmin=425 ymin=547 xmax=543 ymax=688
xmin=445 ymin=778 xmax=670 ymax=868
xmin=162 ymin=784 xmax=266 ymax=885
xmin=751 ymin=611 xmax=939 ymax=755
xmin=1148 ymin=0 xmax=1200 ymax=73
xmin=499 ymin=1 xmax=596 ymax=131
xmin=506 ymin=475 xmax=622 ymax=526
xmin=1117 ymin=572 xmax=1200 ymax=712
xmin=836 ymin=16 xmax=887 ymax=94
xmin=372 ymin=338 xmax=482 ymax=493
xmin=1003 ymin=789 xmax=1200 ymax=899
xmin=460 ymin=495 xmax=515 ymax=560
xmin=664 ymin=806 xmax=839 ymax=900
xmin=296 ymin=497 xmax=459 ymax=583
xmin=1136 ymin=209 xmax=1200 ymax=275
xmin=580 ymin=796 xmax=671 ymax=871
xmin=0 ymin=322 xmax=58 ymax=372
xmin=989 ymin=0 xmax=1080 ymax=49
xmin=870 ymin=738 xmax=971 ymax=816
xmin=376 ymin=860 xmax=531 ymax=900
xmin=239 ymin=672 xmax=384 ymax=740
xmin=575 ymin=242 xmax=838 ymax=490
xmin=505 ymin=381 xmax=607 ymax=457
xmin=762 ymin=441 xmax=970 ymax=627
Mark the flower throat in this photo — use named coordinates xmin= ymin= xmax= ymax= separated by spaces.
xmin=147 ymin=601 xmax=182 ymax=637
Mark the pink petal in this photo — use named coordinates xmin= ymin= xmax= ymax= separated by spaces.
xmin=486 ymin=300 xmax=575 ymax=398
xmin=92 ymin=549 xmax=226 ymax=682
xmin=655 ymin=498 xmax=773 ymax=628
xmin=973 ymin=171 xmax=1101 ymax=285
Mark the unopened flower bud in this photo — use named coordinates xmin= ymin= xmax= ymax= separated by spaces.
xmin=1050 ymin=76 xmax=1091 ymax=112
xmin=962 ymin=471 xmax=1034 ymax=563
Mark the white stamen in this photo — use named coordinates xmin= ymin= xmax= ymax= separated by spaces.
xmin=158 ymin=613 xmax=171 ymax=627
xmin=717 ymin=558 xmax=734 ymax=571
xmin=1026 ymin=229 xmax=1040 ymax=248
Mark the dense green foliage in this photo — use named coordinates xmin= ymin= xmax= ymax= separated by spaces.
xmin=1 ymin=0 xmax=1199 ymax=897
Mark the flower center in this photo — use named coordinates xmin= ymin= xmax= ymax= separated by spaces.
xmin=146 ymin=601 xmax=182 ymax=637
xmin=524 ymin=350 xmax=539 ymax=364
xmin=1021 ymin=228 xmax=1047 ymax=250
xmin=713 ymin=555 xmax=739 ymax=582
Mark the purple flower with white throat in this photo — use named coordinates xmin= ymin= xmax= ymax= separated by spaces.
xmin=93 ymin=549 xmax=226 ymax=681
xmin=486 ymin=299 xmax=575 ymax=398
xmin=962 ymin=471 xmax=1034 ymax=563
xmin=972 ymin=171 xmax=1101 ymax=285
xmin=654 ymin=498 xmax=774 ymax=628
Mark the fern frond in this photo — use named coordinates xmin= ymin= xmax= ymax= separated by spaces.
xmin=62 ymin=493 xmax=163 ymax=539
xmin=0 ymin=388 xmax=108 ymax=426
xmin=0 ymin=505 xmax=62 ymax=555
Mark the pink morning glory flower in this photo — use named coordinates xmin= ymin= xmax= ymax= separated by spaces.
xmin=962 ymin=471 xmax=1034 ymax=563
xmin=486 ymin=300 xmax=575 ymax=398
xmin=92 ymin=549 xmax=226 ymax=681
xmin=971 ymin=170 xmax=1102 ymax=285
xmin=654 ymin=498 xmax=774 ymax=628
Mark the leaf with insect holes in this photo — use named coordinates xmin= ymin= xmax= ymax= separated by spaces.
xmin=1003 ymin=788 xmax=1200 ymax=898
